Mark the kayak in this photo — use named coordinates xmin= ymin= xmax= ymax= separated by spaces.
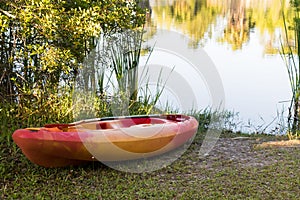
xmin=12 ymin=114 xmax=198 ymax=167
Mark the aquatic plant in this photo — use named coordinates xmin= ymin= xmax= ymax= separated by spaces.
xmin=280 ymin=0 xmax=300 ymax=139
xmin=82 ymin=20 xmax=182 ymax=116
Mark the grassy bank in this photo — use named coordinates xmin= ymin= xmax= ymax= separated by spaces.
xmin=1 ymin=132 xmax=299 ymax=199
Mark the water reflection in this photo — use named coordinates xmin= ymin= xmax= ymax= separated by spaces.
xmin=144 ymin=0 xmax=293 ymax=133
xmin=220 ymin=0 xmax=255 ymax=50
xmin=148 ymin=0 xmax=291 ymax=52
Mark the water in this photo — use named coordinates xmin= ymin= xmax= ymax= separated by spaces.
xmin=144 ymin=0 xmax=292 ymax=133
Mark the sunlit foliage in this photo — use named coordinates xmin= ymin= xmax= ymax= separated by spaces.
xmin=0 ymin=0 xmax=145 ymax=132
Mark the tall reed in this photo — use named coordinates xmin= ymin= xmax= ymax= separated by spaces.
xmin=96 ymin=28 xmax=171 ymax=116
xmin=280 ymin=0 xmax=300 ymax=139
xmin=109 ymin=28 xmax=144 ymax=102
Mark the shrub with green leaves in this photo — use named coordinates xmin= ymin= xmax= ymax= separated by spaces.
xmin=0 ymin=0 xmax=146 ymax=135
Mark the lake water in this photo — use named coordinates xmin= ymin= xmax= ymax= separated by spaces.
xmin=143 ymin=0 xmax=292 ymax=133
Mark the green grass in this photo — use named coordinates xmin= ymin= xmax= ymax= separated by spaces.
xmin=1 ymin=132 xmax=299 ymax=199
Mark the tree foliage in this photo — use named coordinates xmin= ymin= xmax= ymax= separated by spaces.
xmin=0 ymin=0 xmax=145 ymax=129
xmin=0 ymin=0 xmax=145 ymax=103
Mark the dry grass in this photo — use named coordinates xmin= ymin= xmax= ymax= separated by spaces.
xmin=255 ymin=139 xmax=300 ymax=149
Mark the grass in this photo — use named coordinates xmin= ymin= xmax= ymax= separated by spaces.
xmin=255 ymin=139 xmax=300 ymax=148
xmin=1 ymin=131 xmax=299 ymax=199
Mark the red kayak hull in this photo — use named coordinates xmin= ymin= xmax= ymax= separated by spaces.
xmin=12 ymin=114 xmax=198 ymax=167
